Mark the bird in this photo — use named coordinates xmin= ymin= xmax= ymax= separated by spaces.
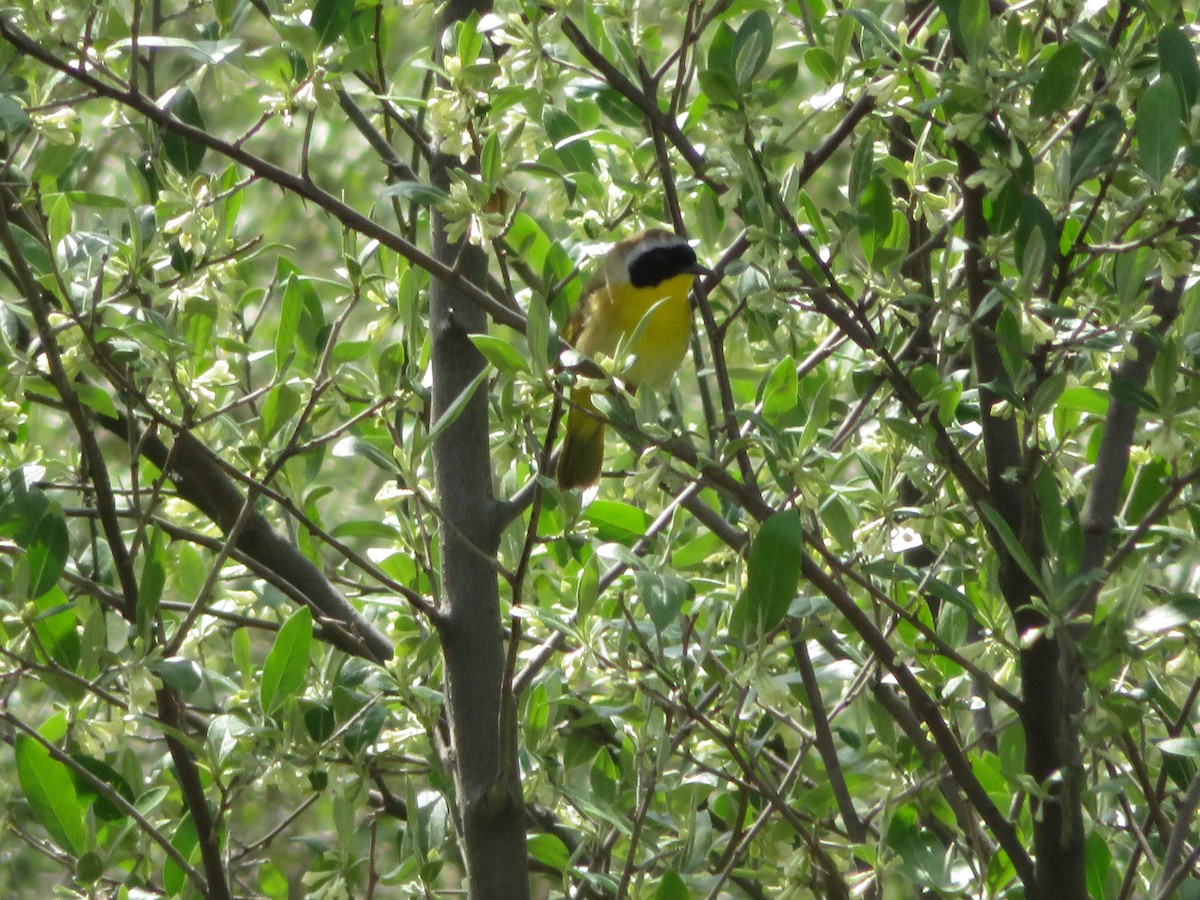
xmin=556 ymin=229 xmax=708 ymax=490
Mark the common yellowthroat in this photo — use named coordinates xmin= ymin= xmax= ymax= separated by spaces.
xmin=556 ymin=229 xmax=708 ymax=489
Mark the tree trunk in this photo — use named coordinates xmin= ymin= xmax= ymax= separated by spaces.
xmin=428 ymin=2 xmax=529 ymax=897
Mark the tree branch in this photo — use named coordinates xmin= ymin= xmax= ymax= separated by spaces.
xmin=0 ymin=15 xmax=523 ymax=334
xmin=1077 ymin=277 xmax=1185 ymax=612
xmin=799 ymin=550 xmax=1036 ymax=885
xmin=558 ymin=13 xmax=721 ymax=194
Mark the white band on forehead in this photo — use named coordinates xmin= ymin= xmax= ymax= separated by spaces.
xmin=623 ymin=234 xmax=689 ymax=266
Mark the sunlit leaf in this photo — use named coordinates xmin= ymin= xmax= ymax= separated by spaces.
xmin=16 ymin=724 xmax=87 ymax=855
xmin=527 ymin=833 xmax=570 ymax=873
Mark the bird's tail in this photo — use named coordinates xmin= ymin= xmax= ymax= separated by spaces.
xmin=557 ymin=388 xmax=605 ymax=489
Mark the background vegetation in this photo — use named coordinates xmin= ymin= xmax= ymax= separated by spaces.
xmin=1 ymin=0 xmax=1199 ymax=897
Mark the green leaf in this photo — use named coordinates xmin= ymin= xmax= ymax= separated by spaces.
xmin=1159 ymin=25 xmax=1200 ymax=116
xmin=1126 ymin=456 xmax=1169 ymax=523
xmin=331 ymin=339 xmax=373 ymax=362
xmin=756 ymin=62 xmax=798 ymax=109
xmin=1137 ymin=79 xmax=1182 ymax=186
xmin=1135 ymin=595 xmax=1200 ymax=634
xmin=304 ymin=703 xmax=336 ymax=742
xmin=804 ymin=47 xmax=837 ymax=83
xmin=585 ymin=500 xmax=649 ymax=544
xmin=1030 ymin=41 xmax=1084 ymax=118
xmin=136 ymin=527 xmax=166 ymax=641
xmin=591 ymin=83 xmax=642 ymax=127
xmin=1014 ymin=194 xmax=1057 ymax=285
xmin=342 ymin=701 xmax=387 ymax=754
xmin=698 ymin=68 xmax=741 ymax=109
xmin=761 ymin=356 xmax=798 ymax=426
xmin=635 ymin=571 xmax=691 ymax=631
xmin=4 ymin=223 xmax=50 ymax=275
xmin=311 ymin=0 xmax=353 ymax=47
xmin=910 ymin=363 xmax=940 ymax=401
xmin=1114 ymin=246 xmax=1153 ymax=306
xmin=109 ymin=36 xmax=241 ymax=65
xmin=706 ymin=21 xmax=737 ymax=74
xmin=1031 ymin=371 xmax=1067 ymax=417
xmin=844 ymin=9 xmax=899 ymax=53
xmin=672 ymin=529 xmax=727 ymax=570
xmin=936 ymin=377 xmax=963 ymax=425
xmin=456 ymin=11 xmax=484 ymax=66
xmin=422 ymin=365 xmax=490 ymax=450
xmin=1159 ymin=737 xmax=1200 ymax=758
xmin=656 ymin=870 xmax=689 ymax=900
xmin=16 ymin=727 xmax=88 ymax=855
xmin=163 ymin=812 xmax=198 ymax=896
xmin=1085 ymin=830 xmax=1113 ymax=900
xmin=526 ymin=291 xmax=551 ymax=373
xmin=735 ymin=509 xmax=803 ymax=639
xmin=32 ymin=588 xmax=81 ymax=680
xmin=151 ymin=656 xmax=203 ymax=692
xmin=261 ymin=382 xmax=301 ymax=441
xmin=330 ymin=519 xmax=401 ymax=540
xmin=260 ymin=606 xmax=313 ymax=714
xmin=1110 ymin=376 xmax=1158 ymax=413
xmin=589 ymin=747 xmax=619 ymax=802
xmin=480 ymin=132 xmax=502 ymax=186
xmin=161 ymin=87 xmax=206 ymax=177
xmin=733 ymin=11 xmax=773 ymax=87
xmin=543 ymin=107 xmax=596 ymax=174
xmin=25 ymin=501 xmax=68 ymax=600
xmin=331 ymin=435 xmax=399 ymax=473
xmin=276 ymin=274 xmax=327 ymax=358
xmin=469 ymin=334 xmax=528 ymax=376
xmin=1057 ymin=385 xmax=1109 ymax=416
xmin=527 ymin=833 xmax=570 ymax=873
xmin=979 ymin=503 xmax=1047 ymax=596
xmin=229 ymin=628 xmax=253 ymax=688
xmin=1069 ymin=104 xmax=1125 ymax=187
xmin=0 ymin=94 xmax=29 ymax=135
xmin=857 ymin=175 xmax=893 ymax=268
xmin=275 ymin=274 xmax=303 ymax=373
xmin=1070 ymin=22 xmax=1113 ymax=68
xmin=71 ymin=754 xmax=135 ymax=822
xmin=886 ymin=803 xmax=953 ymax=890
xmin=49 ymin=193 xmax=70 ymax=250
xmin=848 ymin=137 xmax=873 ymax=206
xmin=957 ymin=0 xmax=991 ymax=63
xmin=73 ymin=382 xmax=119 ymax=420
xmin=75 ymin=851 xmax=103 ymax=884
xmin=34 ymin=117 xmax=80 ymax=182
xmin=58 ymin=190 xmax=131 ymax=210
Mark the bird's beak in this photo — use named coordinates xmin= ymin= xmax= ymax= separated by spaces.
xmin=684 ymin=263 xmax=714 ymax=277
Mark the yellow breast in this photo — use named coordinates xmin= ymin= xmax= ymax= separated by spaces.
xmin=574 ymin=273 xmax=694 ymax=391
